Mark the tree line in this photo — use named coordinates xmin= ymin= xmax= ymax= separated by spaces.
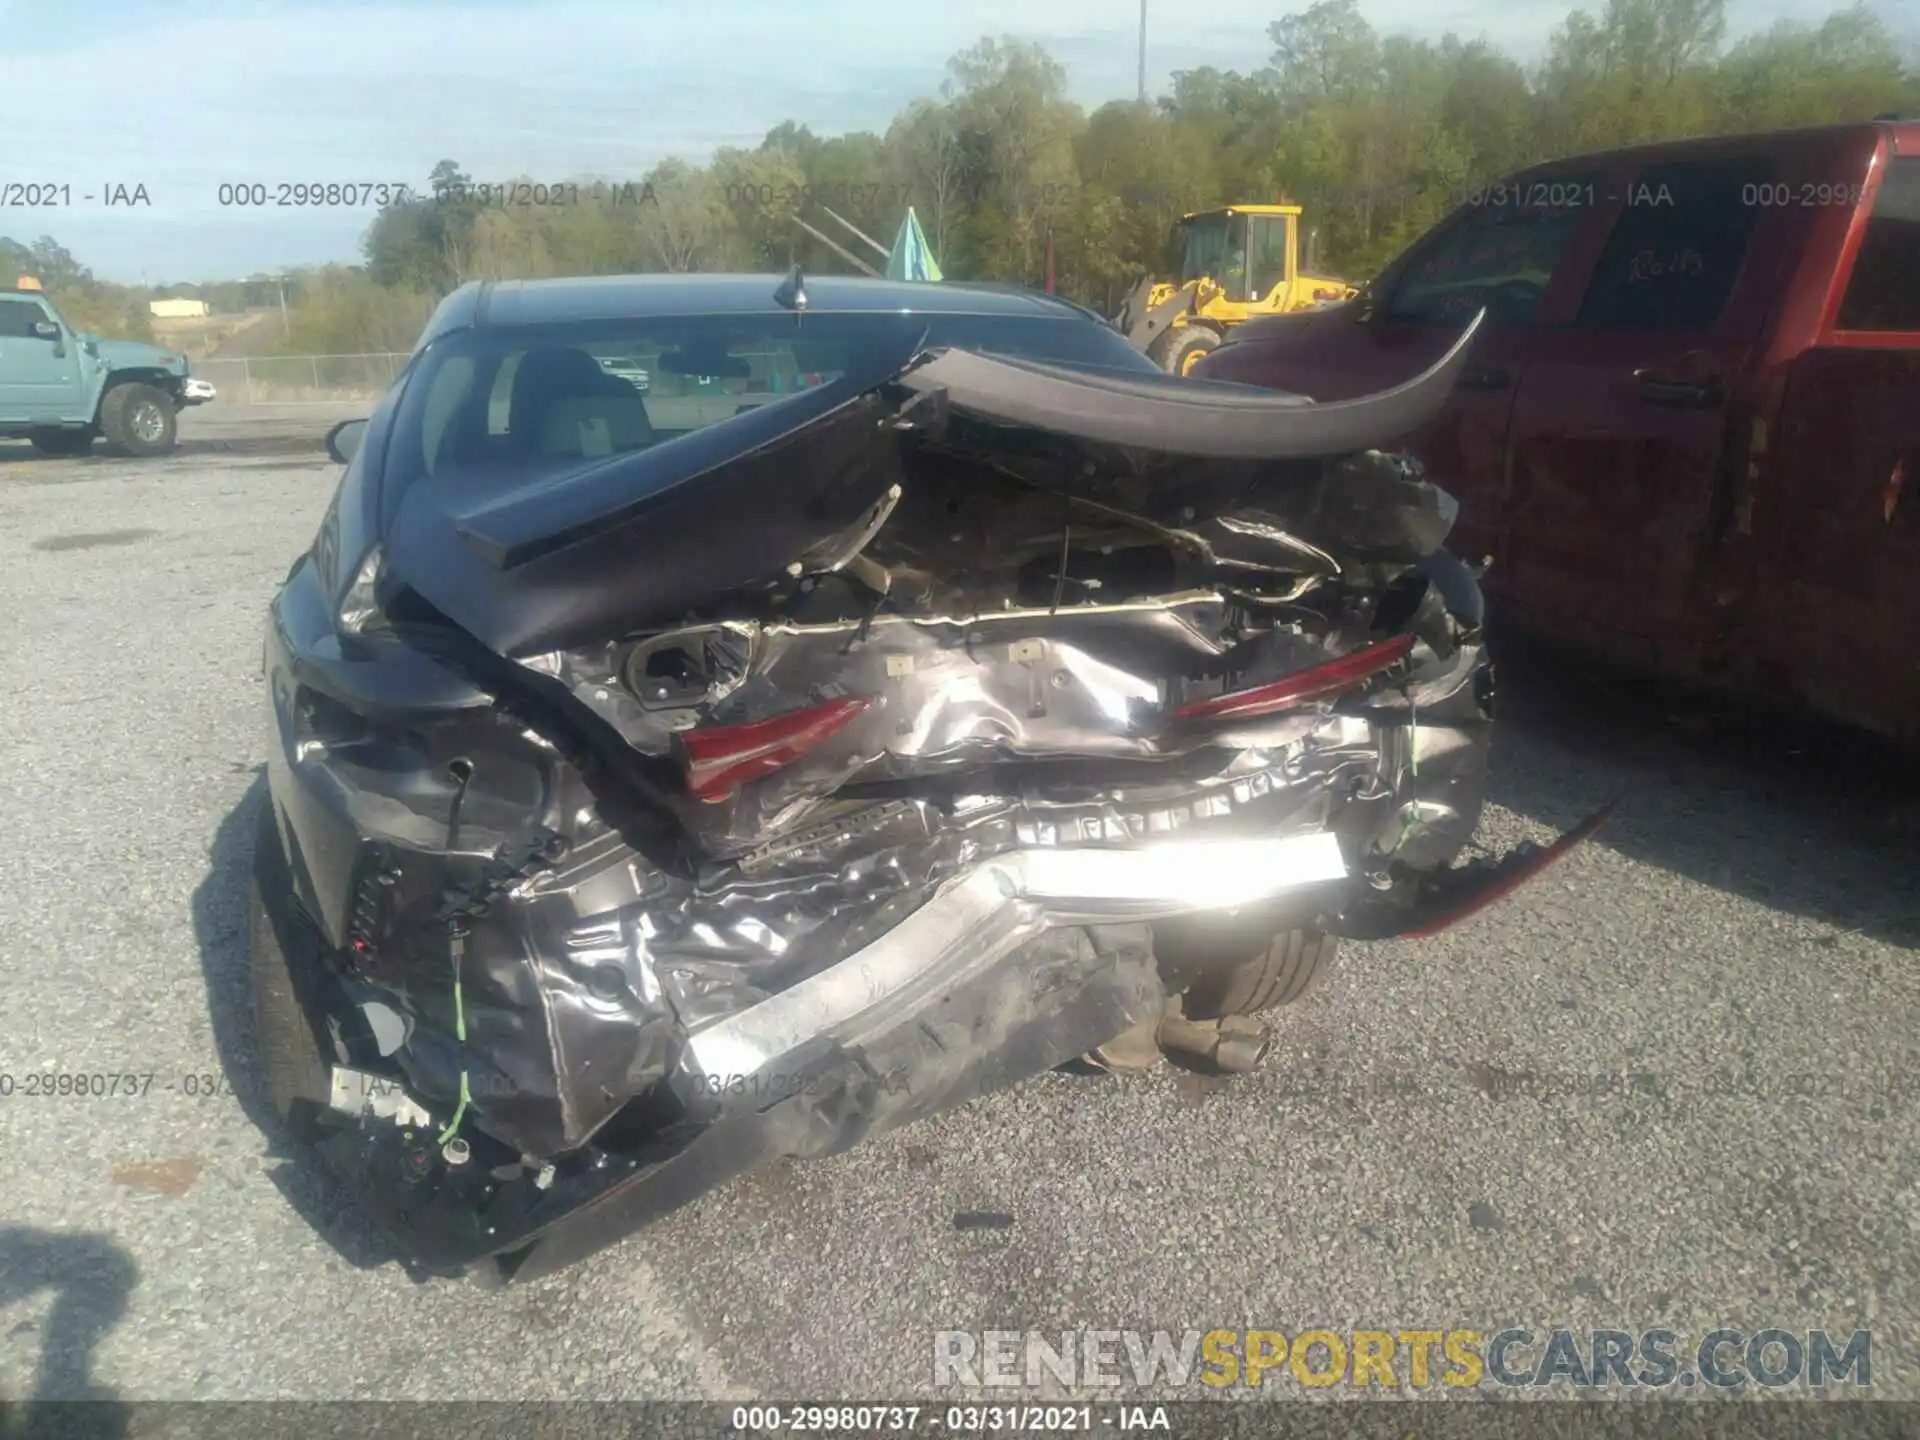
xmin=0 ymin=237 xmax=157 ymax=341
xmin=10 ymin=0 xmax=1917 ymax=355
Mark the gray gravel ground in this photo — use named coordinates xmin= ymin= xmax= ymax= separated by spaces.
xmin=1 ymin=436 xmax=1916 ymax=1410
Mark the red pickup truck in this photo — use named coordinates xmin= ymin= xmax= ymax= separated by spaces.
xmin=1196 ymin=118 xmax=1920 ymax=741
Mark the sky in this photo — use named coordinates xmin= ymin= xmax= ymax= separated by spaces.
xmin=1 ymin=0 xmax=1909 ymax=283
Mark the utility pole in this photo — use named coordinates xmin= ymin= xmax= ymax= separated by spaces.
xmin=1137 ymin=0 xmax=1147 ymax=104
xmin=278 ymin=274 xmax=291 ymax=342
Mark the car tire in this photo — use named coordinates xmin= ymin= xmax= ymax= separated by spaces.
xmin=249 ymin=804 xmax=335 ymax=1141
xmin=1151 ymin=325 xmax=1220 ymax=377
xmin=99 ymin=382 xmax=178 ymax=457
xmin=1157 ymin=919 xmax=1338 ymax=1020
xmin=29 ymin=428 xmax=94 ymax=457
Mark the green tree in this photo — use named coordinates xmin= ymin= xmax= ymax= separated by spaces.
xmin=886 ymin=100 xmax=966 ymax=260
xmin=712 ymin=146 xmax=809 ymax=269
xmin=636 ymin=158 xmax=730 ymax=272
xmin=1714 ymin=5 xmax=1917 ymax=127
xmin=943 ymin=37 xmax=1083 ymax=281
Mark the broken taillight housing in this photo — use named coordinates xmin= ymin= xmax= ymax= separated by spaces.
xmin=676 ymin=696 xmax=872 ymax=802
xmin=337 ymin=545 xmax=386 ymax=636
xmin=1171 ymin=633 xmax=1415 ymax=722
xmin=623 ymin=622 xmax=757 ymax=711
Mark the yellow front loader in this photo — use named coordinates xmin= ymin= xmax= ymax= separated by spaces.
xmin=1114 ymin=204 xmax=1358 ymax=375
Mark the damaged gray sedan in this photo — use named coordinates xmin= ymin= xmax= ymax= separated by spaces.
xmin=254 ymin=270 xmax=1605 ymax=1283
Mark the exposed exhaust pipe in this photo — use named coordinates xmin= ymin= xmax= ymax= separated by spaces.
xmin=1157 ymin=1013 xmax=1273 ymax=1074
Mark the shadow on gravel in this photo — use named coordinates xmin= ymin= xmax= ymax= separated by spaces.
xmin=0 ymin=438 xmax=326 ymax=467
xmin=1485 ymin=630 xmax=1920 ymax=952
xmin=189 ymin=773 xmax=398 ymax=1276
xmin=0 ymin=1226 xmax=135 ymax=1431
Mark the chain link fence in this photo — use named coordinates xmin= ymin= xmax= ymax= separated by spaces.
xmin=192 ymin=354 xmax=411 ymax=404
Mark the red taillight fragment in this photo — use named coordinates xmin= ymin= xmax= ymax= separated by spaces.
xmin=1170 ymin=633 xmax=1416 ymax=722
xmin=677 ymin=696 xmax=871 ymax=803
xmin=1400 ymin=798 xmax=1619 ymax=938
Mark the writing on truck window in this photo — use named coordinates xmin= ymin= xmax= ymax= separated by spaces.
xmin=1574 ymin=156 xmax=1770 ymax=330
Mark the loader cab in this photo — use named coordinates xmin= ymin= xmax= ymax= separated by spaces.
xmin=1173 ymin=206 xmax=1301 ymax=306
xmin=1118 ymin=203 xmax=1351 ymax=375
xmin=1171 ymin=210 xmax=1230 ymax=288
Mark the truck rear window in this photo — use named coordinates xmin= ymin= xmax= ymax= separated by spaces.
xmin=1835 ymin=156 xmax=1920 ymax=332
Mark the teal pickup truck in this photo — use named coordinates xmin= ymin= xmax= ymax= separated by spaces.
xmin=0 ymin=278 xmax=215 ymax=457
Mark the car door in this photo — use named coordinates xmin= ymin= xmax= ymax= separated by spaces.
xmin=1364 ymin=173 xmax=1620 ymax=565
xmin=0 ymin=295 xmax=86 ymax=420
xmin=1499 ymin=152 xmax=1786 ymax=661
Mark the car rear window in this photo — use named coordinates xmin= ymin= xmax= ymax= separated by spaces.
xmin=1572 ymin=156 xmax=1772 ymax=331
xmin=1385 ymin=175 xmax=1604 ymax=327
xmin=1835 ymin=155 xmax=1920 ymax=332
xmin=381 ymin=309 xmax=1159 ymax=517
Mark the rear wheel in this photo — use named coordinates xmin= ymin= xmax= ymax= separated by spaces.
xmin=1082 ymin=923 xmax=1338 ymax=1075
xmin=1155 ymin=915 xmax=1338 ymax=1019
xmin=1151 ymin=325 xmax=1220 ymax=377
xmin=249 ymin=805 xmax=335 ymax=1140
xmin=1189 ymin=928 xmax=1337 ymax=1016
xmin=99 ymin=382 xmax=178 ymax=457
xmin=29 ymin=428 xmax=93 ymax=457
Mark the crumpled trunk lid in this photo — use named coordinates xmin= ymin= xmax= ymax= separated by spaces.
xmin=381 ymin=315 xmax=1483 ymax=660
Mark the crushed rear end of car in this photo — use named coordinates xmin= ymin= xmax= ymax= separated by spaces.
xmin=257 ymin=313 xmax=1601 ymax=1281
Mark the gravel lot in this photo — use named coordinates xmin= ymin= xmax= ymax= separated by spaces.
xmin=1 ymin=431 xmax=1916 ymax=1407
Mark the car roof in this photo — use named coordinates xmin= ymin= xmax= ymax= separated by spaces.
xmin=420 ymin=272 xmax=1104 ymax=344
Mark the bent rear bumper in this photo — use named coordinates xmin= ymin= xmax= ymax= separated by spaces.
xmin=685 ymin=831 xmax=1348 ymax=1083
xmin=306 ymin=833 xmax=1353 ymax=1281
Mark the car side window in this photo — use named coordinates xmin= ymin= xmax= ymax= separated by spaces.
xmin=1386 ymin=177 xmax=1602 ymax=328
xmin=0 ymin=298 xmax=46 ymax=337
xmin=1836 ymin=156 xmax=1920 ymax=332
xmin=487 ymin=351 xmax=524 ymax=435
xmin=1572 ymin=156 xmax=1772 ymax=330
xmin=420 ymin=355 xmax=477 ymax=474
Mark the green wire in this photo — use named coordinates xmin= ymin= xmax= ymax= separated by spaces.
xmin=1395 ymin=693 xmax=1421 ymax=852
xmin=438 ymin=932 xmax=472 ymax=1146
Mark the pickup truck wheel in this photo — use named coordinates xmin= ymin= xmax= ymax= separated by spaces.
xmin=249 ymin=805 xmax=335 ymax=1142
xmin=1151 ymin=326 xmax=1220 ymax=376
xmin=99 ymin=382 xmax=178 ymax=457
xmin=29 ymin=428 xmax=93 ymax=457
xmin=1156 ymin=918 xmax=1338 ymax=1019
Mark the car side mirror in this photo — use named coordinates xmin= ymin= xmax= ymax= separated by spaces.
xmin=30 ymin=320 xmax=61 ymax=341
xmin=326 ymin=418 xmax=369 ymax=465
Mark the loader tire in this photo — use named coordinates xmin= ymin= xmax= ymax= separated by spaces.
xmin=1151 ymin=325 xmax=1219 ymax=377
xmin=1159 ymin=922 xmax=1338 ymax=1020
xmin=99 ymin=381 xmax=178 ymax=456
xmin=249 ymin=804 xmax=335 ymax=1141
